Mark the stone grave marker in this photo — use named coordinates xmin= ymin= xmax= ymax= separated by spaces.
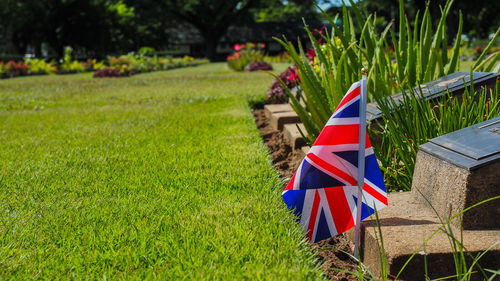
xmin=366 ymin=71 xmax=499 ymax=124
xmin=413 ymin=116 xmax=500 ymax=229
xmin=283 ymin=123 xmax=306 ymax=150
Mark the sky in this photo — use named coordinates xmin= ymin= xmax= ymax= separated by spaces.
xmin=318 ymin=0 xmax=358 ymax=9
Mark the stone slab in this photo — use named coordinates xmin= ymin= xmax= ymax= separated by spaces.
xmin=301 ymin=146 xmax=311 ymax=156
xmin=366 ymin=71 xmax=499 ymax=123
xmin=269 ymin=111 xmax=301 ymax=131
xmin=264 ymin=103 xmax=294 ymax=119
xmin=420 ymin=117 xmax=500 ymax=170
xmin=283 ymin=123 xmax=306 ymax=150
xmin=347 ymin=192 xmax=500 ymax=281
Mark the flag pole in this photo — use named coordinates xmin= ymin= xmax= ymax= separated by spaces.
xmin=354 ymin=68 xmax=368 ymax=259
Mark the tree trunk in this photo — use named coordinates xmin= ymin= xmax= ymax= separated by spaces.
xmin=197 ymin=26 xmax=226 ymax=61
xmin=5 ymin=27 xmax=19 ymax=54
xmin=33 ymin=40 xmax=42 ymax=58
xmin=204 ymin=35 xmax=218 ymax=61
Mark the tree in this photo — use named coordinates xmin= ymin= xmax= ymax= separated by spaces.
xmin=43 ymin=0 xmax=136 ymax=57
xmin=251 ymin=0 xmax=319 ymax=22
xmin=0 ymin=0 xmax=48 ymax=55
xmin=0 ymin=0 xmax=137 ymax=58
xmin=155 ymin=0 xmax=261 ymax=61
xmin=123 ymin=0 xmax=174 ymax=51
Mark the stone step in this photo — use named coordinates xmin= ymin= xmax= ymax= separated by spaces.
xmin=346 ymin=192 xmax=500 ymax=281
xmin=301 ymin=146 xmax=310 ymax=156
xmin=269 ymin=111 xmax=301 ymax=131
xmin=264 ymin=103 xmax=294 ymax=119
xmin=283 ymin=123 xmax=307 ymax=150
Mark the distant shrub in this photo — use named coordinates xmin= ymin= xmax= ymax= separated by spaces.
xmin=104 ymin=54 xmax=204 ymax=77
xmin=263 ymin=52 xmax=294 ymax=64
xmin=244 ymin=61 xmax=273 ymax=72
xmin=93 ymin=67 xmax=123 ymax=78
xmin=81 ymin=59 xmax=106 ymax=72
xmin=24 ymin=58 xmax=57 ymax=75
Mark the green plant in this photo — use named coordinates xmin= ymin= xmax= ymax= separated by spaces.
xmin=0 ymin=61 xmax=5 ymax=77
xmin=371 ymin=78 xmax=500 ymax=191
xmin=275 ymin=0 xmax=500 ymax=143
xmin=105 ymin=54 xmax=205 ymax=76
xmin=471 ymin=29 xmax=500 ymax=73
xmin=263 ymin=52 xmax=294 ymax=64
xmin=59 ymin=46 xmax=84 ymax=73
xmin=24 ymin=58 xmax=57 ymax=75
xmin=138 ymin=46 xmax=156 ymax=57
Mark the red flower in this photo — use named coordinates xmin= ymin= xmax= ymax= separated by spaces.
xmin=260 ymin=43 xmax=265 ymax=48
xmin=306 ymin=48 xmax=316 ymax=62
xmin=312 ymin=25 xmax=326 ymax=44
xmin=234 ymin=44 xmax=241 ymax=51
xmin=287 ymin=67 xmax=299 ymax=82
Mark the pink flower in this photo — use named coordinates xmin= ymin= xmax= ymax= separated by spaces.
xmin=252 ymin=43 xmax=256 ymax=48
xmin=234 ymin=44 xmax=240 ymax=51
xmin=288 ymin=67 xmax=299 ymax=82
xmin=260 ymin=43 xmax=265 ymax=48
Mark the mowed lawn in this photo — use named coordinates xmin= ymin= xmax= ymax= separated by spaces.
xmin=0 ymin=64 xmax=323 ymax=280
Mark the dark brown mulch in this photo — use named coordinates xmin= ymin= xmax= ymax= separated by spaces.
xmin=254 ymin=109 xmax=304 ymax=180
xmin=253 ymin=109 xmax=360 ymax=281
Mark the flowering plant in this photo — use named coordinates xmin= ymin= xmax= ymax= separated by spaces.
xmin=4 ymin=61 xmax=28 ymax=78
xmin=244 ymin=61 xmax=273 ymax=72
xmin=227 ymin=42 xmax=267 ymax=71
xmin=93 ymin=67 xmax=123 ymax=78
xmin=82 ymin=59 xmax=106 ymax=72
xmin=266 ymin=66 xmax=299 ymax=103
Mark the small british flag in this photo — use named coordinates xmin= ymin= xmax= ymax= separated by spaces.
xmin=282 ymin=81 xmax=388 ymax=243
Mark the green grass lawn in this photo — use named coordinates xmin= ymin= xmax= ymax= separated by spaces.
xmin=0 ymin=63 xmax=323 ymax=280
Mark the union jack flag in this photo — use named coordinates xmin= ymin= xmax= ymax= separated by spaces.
xmin=282 ymin=81 xmax=388 ymax=243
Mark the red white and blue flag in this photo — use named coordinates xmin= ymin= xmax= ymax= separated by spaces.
xmin=282 ymin=81 xmax=388 ymax=243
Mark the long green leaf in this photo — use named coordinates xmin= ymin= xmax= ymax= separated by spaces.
xmin=444 ymin=11 xmax=462 ymax=75
xmin=398 ymin=0 xmax=408 ymax=68
xmin=473 ymin=26 xmax=500 ymax=70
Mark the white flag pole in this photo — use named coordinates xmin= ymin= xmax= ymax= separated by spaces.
xmin=354 ymin=69 xmax=368 ymax=259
